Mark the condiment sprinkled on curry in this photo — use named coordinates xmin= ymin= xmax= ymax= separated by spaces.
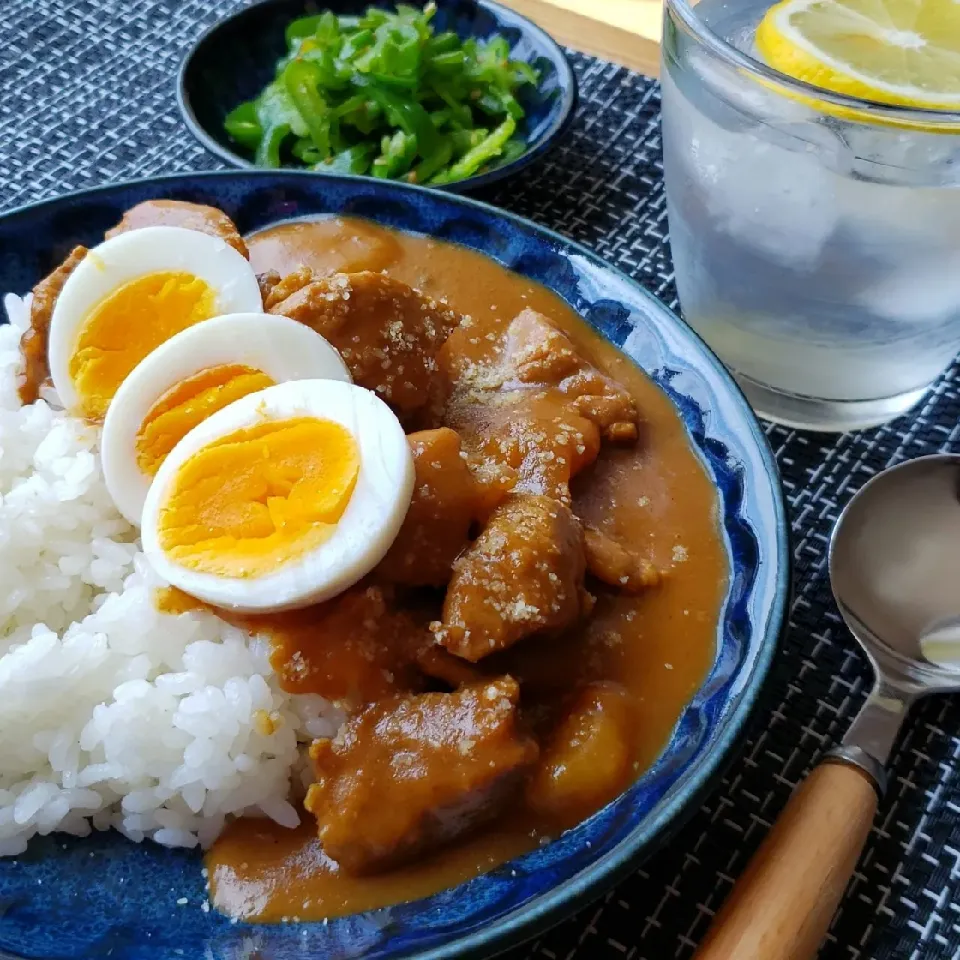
xmin=2 ymin=199 xmax=726 ymax=922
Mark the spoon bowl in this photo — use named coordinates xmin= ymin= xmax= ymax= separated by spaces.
xmin=830 ymin=454 xmax=960 ymax=684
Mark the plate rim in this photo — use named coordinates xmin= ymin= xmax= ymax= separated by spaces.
xmin=175 ymin=0 xmax=579 ymax=192
xmin=0 ymin=168 xmax=790 ymax=960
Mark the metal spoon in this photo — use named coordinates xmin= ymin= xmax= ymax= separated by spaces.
xmin=695 ymin=453 xmax=960 ymax=960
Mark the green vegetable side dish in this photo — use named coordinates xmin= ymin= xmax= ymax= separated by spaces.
xmin=224 ymin=3 xmax=539 ymax=184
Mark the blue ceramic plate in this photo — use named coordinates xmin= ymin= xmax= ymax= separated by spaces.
xmin=178 ymin=0 xmax=577 ymax=191
xmin=0 ymin=172 xmax=788 ymax=960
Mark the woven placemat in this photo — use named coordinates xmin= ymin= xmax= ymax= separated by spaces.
xmin=3 ymin=2 xmax=960 ymax=957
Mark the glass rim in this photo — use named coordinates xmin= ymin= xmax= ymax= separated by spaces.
xmin=663 ymin=0 xmax=960 ymax=129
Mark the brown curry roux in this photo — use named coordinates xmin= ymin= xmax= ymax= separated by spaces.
xmin=190 ymin=217 xmax=728 ymax=923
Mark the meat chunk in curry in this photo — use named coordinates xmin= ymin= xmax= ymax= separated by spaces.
xmin=500 ymin=310 xmax=640 ymax=443
xmin=18 ymin=245 xmax=87 ymax=404
xmin=583 ymin=526 xmax=660 ymax=593
xmin=256 ymin=269 xmax=282 ymax=303
xmin=438 ymin=310 xmax=658 ymax=590
xmin=450 ymin=391 xmax=601 ymax=504
xmin=105 ymin=199 xmax=249 ymax=258
xmin=376 ymin=427 xmax=508 ymax=587
xmin=268 ymin=270 xmax=460 ymax=423
xmin=442 ymin=309 xmax=639 ymax=443
xmin=432 ymin=494 xmax=591 ymax=662
xmin=441 ymin=310 xmax=640 ymax=503
xmin=260 ymin=265 xmax=313 ymax=310
xmin=305 ymin=677 xmax=538 ymax=874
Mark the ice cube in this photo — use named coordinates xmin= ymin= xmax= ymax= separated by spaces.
xmin=838 ymin=177 xmax=960 ymax=255
xmin=857 ymin=253 xmax=960 ymax=324
xmin=686 ymin=45 xmax=811 ymax=131
xmin=841 ymin=125 xmax=960 ymax=187
xmin=663 ymin=71 xmax=842 ymax=268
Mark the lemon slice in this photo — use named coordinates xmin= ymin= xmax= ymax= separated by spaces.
xmin=756 ymin=0 xmax=960 ymax=110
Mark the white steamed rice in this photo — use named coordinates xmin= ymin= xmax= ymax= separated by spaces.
xmin=0 ymin=294 xmax=344 ymax=856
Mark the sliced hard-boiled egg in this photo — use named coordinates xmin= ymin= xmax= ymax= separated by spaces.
xmin=48 ymin=226 xmax=262 ymax=419
xmin=141 ymin=379 xmax=415 ymax=613
xmin=101 ymin=313 xmax=352 ymax=524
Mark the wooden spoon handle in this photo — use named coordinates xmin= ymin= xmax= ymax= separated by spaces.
xmin=693 ymin=760 xmax=878 ymax=960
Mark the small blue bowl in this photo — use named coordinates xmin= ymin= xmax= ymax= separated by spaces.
xmin=177 ymin=0 xmax=578 ymax=191
xmin=0 ymin=171 xmax=788 ymax=960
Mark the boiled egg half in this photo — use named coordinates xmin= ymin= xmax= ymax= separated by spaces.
xmin=141 ymin=379 xmax=414 ymax=612
xmin=48 ymin=226 xmax=262 ymax=419
xmin=101 ymin=313 xmax=352 ymax=524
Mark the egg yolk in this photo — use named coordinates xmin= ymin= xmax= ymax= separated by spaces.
xmin=70 ymin=272 xmax=216 ymax=419
xmin=157 ymin=417 xmax=360 ymax=579
xmin=136 ymin=365 xmax=276 ymax=477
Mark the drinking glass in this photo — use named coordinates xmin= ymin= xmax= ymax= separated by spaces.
xmin=661 ymin=0 xmax=960 ymax=431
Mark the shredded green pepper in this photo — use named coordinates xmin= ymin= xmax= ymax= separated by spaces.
xmin=408 ymin=139 xmax=453 ymax=183
xmin=283 ymin=59 xmax=333 ymax=157
xmin=430 ymin=116 xmax=516 ymax=183
xmin=222 ymin=3 xmax=540 ymax=183
xmin=372 ymin=130 xmax=418 ymax=178
xmin=223 ymin=102 xmax=262 ymax=150
xmin=322 ymin=143 xmax=378 ymax=174
xmin=251 ymin=82 xmax=306 ymax=167
xmin=353 ymin=75 xmax=444 ymax=167
xmin=256 ymin=121 xmax=291 ymax=168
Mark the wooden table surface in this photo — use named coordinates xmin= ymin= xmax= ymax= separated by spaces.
xmin=501 ymin=0 xmax=663 ymax=76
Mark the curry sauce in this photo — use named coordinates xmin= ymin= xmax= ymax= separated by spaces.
xmin=195 ymin=217 xmax=728 ymax=922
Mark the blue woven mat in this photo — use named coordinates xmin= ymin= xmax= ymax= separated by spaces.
xmin=3 ymin=2 xmax=960 ymax=957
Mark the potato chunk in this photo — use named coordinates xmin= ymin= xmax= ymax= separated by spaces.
xmin=526 ymin=682 xmax=635 ymax=821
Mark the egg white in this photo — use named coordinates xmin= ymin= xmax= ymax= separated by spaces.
xmin=101 ymin=313 xmax=353 ymax=525
xmin=48 ymin=226 xmax=262 ymax=413
xmin=140 ymin=379 xmax=415 ymax=613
